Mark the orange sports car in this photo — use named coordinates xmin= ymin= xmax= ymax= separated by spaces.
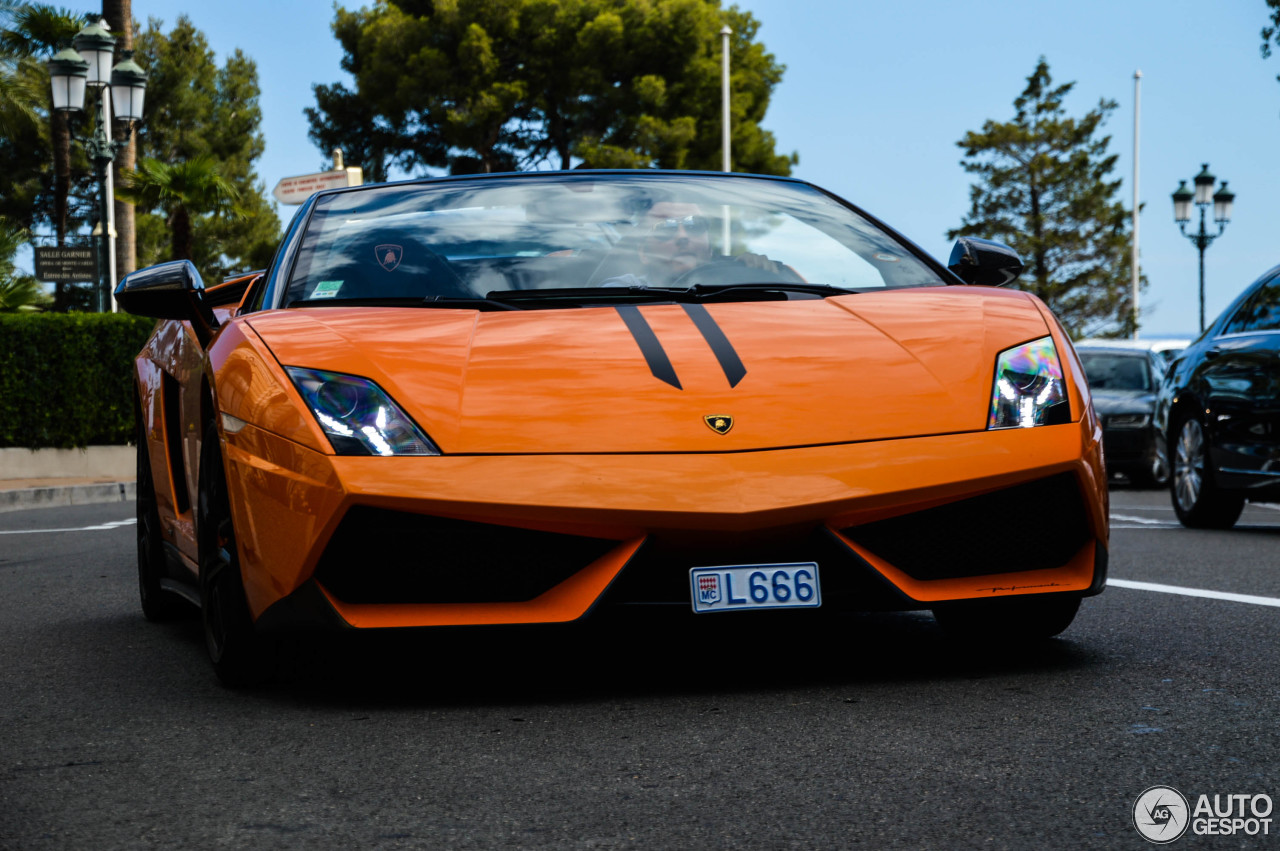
xmin=117 ymin=170 xmax=1108 ymax=685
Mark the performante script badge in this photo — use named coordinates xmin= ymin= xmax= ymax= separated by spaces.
xmin=375 ymin=244 xmax=404 ymax=271
xmin=704 ymin=415 xmax=734 ymax=435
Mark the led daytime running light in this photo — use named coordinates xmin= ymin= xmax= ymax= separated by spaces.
xmin=988 ymin=337 xmax=1070 ymax=429
xmin=286 ymin=367 xmax=440 ymax=456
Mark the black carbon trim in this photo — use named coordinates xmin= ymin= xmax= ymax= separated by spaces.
xmin=616 ymin=305 xmax=682 ymax=389
xmin=682 ymin=303 xmax=747 ymax=387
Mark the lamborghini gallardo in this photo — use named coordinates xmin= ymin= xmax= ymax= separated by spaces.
xmin=117 ymin=171 xmax=1108 ymax=685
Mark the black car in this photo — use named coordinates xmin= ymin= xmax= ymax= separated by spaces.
xmin=1155 ymin=264 xmax=1280 ymax=527
xmin=1076 ymin=342 xmax=1170 ymax=487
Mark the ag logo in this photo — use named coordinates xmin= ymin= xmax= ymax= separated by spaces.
xmin=375 ymin=244 xmax=404 ymax=271
xmin=704 ymin=415 xmax=733 ymax=435
xmin=1133 ymin=785 xmax=1190 ymax=844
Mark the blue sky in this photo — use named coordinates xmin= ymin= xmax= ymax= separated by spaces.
xmin=122 ymin=0 xmax=1280 ymax=336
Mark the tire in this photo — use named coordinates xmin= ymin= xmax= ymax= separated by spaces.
xmin=1170 ymin=413 xmax=1244 ymax=529
xmin=1148 ymin=438 xmax=1171 ymax=489
xmin=137 ymin=418 xmax=185 ymax=621
xmin=1127 ymin=437 xmax=1170 ymax=489
xmin=932 ymin=595 xmax=1081 ymax=642
xmin=197 ymin=421 xmax=276 ymax=687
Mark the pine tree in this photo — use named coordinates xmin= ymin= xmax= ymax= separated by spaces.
xmin=306 ymin=0 xmax=796 ymax=178
xmin=1263 ymin=1 xmax=1280 ymax=81
xmin=132 ymin=15 xmax=279 ymax=279
xmin=948 ymin=58 xmax=1140 ymax=338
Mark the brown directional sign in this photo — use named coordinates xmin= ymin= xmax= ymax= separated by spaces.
xmin=34 ymin=246 xmax=97 ymax=283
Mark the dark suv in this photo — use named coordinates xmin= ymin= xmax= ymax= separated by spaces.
xmin=1155 ymin=264 xmax=1280 ymax=527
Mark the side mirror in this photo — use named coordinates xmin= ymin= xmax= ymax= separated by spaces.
xmin=114 ymin=260 xmax=219 ymax=346
xmin=947 ymin=237 xmax=1024 ymax=287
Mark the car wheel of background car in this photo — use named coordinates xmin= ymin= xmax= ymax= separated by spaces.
xmin=1148 ymin=440 xmax=1171 ymax=489
xmin=1170 ymin=413 xmax=1244 ymax=529
xmin=931 ymin=595 xmax=1081 ymax=642
xmin=1127 ymin=442 xmax=1169 ymax=489
xmin=136 ymin=418 xmax=186 ymax=622
xmin=197 ymin=421 xmax=277 ymax=687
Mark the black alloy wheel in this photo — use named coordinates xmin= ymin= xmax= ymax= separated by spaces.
xmin=137 ymin=416 xmax=186 ymax=621
xmin=197 ymin=420 xmax=276 ymax=686
xmin=1148 ymin=438 xmax=1171 ymax=489
xmin=1170 ymin=413 xmax=1244 ymax=529
xmin=1127 ymin=439 xmax=1170 ymax=489
xmin=931 ymin=595 xmax=1081 ymax=642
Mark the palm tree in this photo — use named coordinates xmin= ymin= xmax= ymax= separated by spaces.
xmin=103 ymin=0 xmax=135 ymax=280
xmin=117 ymin=155 xmax=242 ymax=263
xmin=0 ymin=1 xmax=42 ymax=138
xmin=0 ymin=3 xmax=88 ymax=248
xmin=0 ymin=216 xmax=49 ymax=312
xmin=0 ymin=55 xmax=42 ymax=136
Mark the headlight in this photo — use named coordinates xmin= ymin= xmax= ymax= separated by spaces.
xmin=285 ymin=367 xmax=440 ymax=456
xmin=988 ymin=336 xmax=1071 ymax=429
xmin=1107 ymin=413 xmax=1150 ymax=429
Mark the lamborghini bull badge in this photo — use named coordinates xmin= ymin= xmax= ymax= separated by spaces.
xmin=704 ymin=415 xmax=734 ymax=435
xmin=375 ymin=244 xmax=403 ymax=271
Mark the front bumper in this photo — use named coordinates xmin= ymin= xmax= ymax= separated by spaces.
xmin=224 ymin=415 xmax=1108 ymax=630
xmin=1100 ymin=424 xmax=1157 ymax=469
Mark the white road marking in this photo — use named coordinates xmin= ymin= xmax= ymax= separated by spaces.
xmin=0 ymin=518 xmax=136 ymax=535
xmin=1110 ymin=578 xmax=1280 ymax=608
xmin=1110 ymin=513 xmax=1169 ymax=526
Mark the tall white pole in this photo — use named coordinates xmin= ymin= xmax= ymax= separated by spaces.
xmin=103 ymin=86 xmax=118 ymax=312
xmin=1131 ymin=69 xmax=1141 ymax=339
xmin=721 ymin=25 xmax=731 ymax=172
xmin=720 ymin=25 xmax=732 ymax=255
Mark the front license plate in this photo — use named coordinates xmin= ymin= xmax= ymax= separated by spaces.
xmin=689 ymin=563 xmax=821 ymax=613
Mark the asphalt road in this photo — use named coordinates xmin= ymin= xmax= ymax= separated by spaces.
xmin=2 ymin=491 xmax=1279 ymax=849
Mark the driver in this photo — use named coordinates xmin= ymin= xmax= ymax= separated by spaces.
xmin=604 ymin=201 xmax=785 ymax=287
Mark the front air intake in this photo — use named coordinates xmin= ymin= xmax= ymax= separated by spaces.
xmin=314 ymin=506 xmax=619 ymax=604
xmin=840 ymin=473 xmax=1092 ymax=581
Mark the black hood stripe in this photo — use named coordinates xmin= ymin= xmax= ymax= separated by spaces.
xmin=616 ymin=305 xmax=682 ymax=389
xmin=682 ymin=303 xmax=747 ymax=387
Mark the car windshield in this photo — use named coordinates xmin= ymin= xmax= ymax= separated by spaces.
xmin=282 ymin=173 xmax=947 ymax=307
xmin=1079 ymin=352 xmax=1151 ymax=392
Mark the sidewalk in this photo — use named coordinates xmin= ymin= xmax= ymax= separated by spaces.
xmin=0 ymin=476 xmax=136 ymax=513
xmin=0 ymin=446 xmax=137 ymax=513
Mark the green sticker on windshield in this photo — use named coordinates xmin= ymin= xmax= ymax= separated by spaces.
xmin=311 ymin=280 xmax=343 ymax=299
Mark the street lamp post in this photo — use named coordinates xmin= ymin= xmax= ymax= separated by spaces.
xmin=1171 ymin=163 xmax=1234 ymax=333
xmin=45 ymin=21 xmax=146 ymax=312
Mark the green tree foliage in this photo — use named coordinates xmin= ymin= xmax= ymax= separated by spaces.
xmin=0 ymin=0 xmax=42 ymax=138
xmin=0 ymin=216 xmax=49 ymax=311
xmin=1263 ymin=0 xmax=1280 ymax=80
xmin=948 ymin=58 xmax=1139 ymax=339
xmin=132 ymin=15 xmax=279 ymax=279
xmin=307 ymin=0 xmax=795 ymax=178
xmin=0 ymin=2 xmax=92 ymax=248
xmin=117 ymin=155 xmax=241 ymax=262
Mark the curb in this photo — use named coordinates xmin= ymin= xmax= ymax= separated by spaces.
xmin=0 ymin=481 xmax=136 ymax=514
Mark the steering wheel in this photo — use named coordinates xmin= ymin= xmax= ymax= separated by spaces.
xmin=671 ymin=255 xmax=804 ymax=288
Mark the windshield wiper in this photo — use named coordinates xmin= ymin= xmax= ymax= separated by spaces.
xmin=421 ymin=295 xmax=523 ymax=311
xmin=686 ymin=282 xmax=858 ymax=299
xmin=487 ymin=283 xmax=858 ymax=306
xmin=486 ymin=286 xmax=700 ymax=306
xmin=290 ymin=295 xmax=522 ymax=311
